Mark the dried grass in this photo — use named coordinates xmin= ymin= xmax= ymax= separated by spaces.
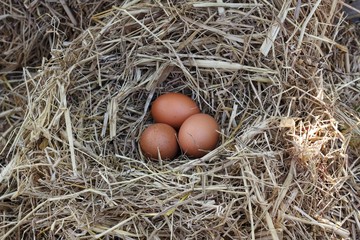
xmin=1 ymin=0 xmax=360 ymax=239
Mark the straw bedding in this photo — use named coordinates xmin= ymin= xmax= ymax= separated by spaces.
xmin=1 ymin=0 xmax=360 ymax=239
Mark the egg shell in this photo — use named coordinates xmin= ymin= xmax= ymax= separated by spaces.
xmin=178 ymin=113 xmax=219 ymax=158
xmin=151 ymin=93 xmax=200 ymax=129
xmin=139 ymin=123 xmax=179 ymax=160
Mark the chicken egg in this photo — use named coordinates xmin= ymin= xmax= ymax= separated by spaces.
xmin=139 ymin=123 xmax=178 ymax=160
xmin=151 ymin=93 xmax=200 ymax=129
xmin=178 ymin=113 xmax=219 ymax=158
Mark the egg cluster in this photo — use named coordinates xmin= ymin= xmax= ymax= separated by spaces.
xmin=139 ymin=93 xmax=219 ymax=160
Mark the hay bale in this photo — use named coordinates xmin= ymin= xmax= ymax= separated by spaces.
xmin=1 ymin=0 xmax=359 ymax=239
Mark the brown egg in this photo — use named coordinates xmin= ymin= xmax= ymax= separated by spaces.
xmin=178 ymin=113 xmax=219 ymax=158
xmin=151 ymin=93 xmax=200 ymax=129
xmin=139 ymin=123 xmax=178 ymax=160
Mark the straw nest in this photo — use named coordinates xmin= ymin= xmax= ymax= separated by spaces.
xmin=1 ymin=0 xmax=360 ymax=239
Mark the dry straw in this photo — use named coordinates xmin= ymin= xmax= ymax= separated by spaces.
xmin=1 ymin=0 xmax=360 ymax=239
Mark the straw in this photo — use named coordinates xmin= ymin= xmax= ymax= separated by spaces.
xmin=1 ymin=0 xmax=359 ymax=239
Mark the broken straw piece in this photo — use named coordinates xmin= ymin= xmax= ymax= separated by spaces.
xmin=260 ymin=0 xmax=292 ymax=56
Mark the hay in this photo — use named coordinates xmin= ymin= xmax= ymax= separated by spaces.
xmin=0 ymin=0 xmax=116 ymax=73
xmin=1 ymin=0 xmax=360 ymax=239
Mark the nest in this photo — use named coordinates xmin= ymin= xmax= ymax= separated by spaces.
xmin=1 ymin=0 xmax=360 ymax=239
